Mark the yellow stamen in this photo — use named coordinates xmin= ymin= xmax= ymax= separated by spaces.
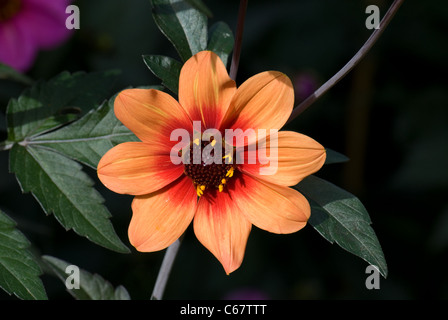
xmin=226 ymin=167 xmax=234 ymax=178
xmin=211 ymin=139 xmax=217 ymax=147
xmin=223 ymin=154 xmax=232 ymax=163
xmin=196 ymin=185 xmax=205 ymax=197
xmin=221 ymin=178 xmax=226 ymax=184
xmin=193 ymin=138 xmax=200 ymax=146
xmin=218 ymin=184 xmax=224 ymax=192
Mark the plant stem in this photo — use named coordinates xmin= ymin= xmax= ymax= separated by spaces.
xmin=287 ymin=0 xmax=405 ymax=124
xmin=151 ymin=237 xmax=182 ymax=300
xmin=229 ymin=0 xmax=248 ymax=81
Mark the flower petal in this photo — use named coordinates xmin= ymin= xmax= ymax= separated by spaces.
xmin=234 ymin=173 xmax=310 ymax=234
xmin=179 ymin=51 xmax=236 ymax=130
xmin=221 ymin=71 xmax=294 ymax=144
xmin=239 ymin=131 xmax=326 ymax=186
xmin=115 ymin=88 xmax=192 ymax=146
xmin=97 ymin=142 xmax=184 ymax=195
xmin=21 ymin=0 xmax=72 ymax=49
xmin=129 ymin=175 xmax=197 ymax=252
xmin=194 ymin=189 xmax=252 ymax=274
xmin=0 ymin=19 xmax=36 ymax=71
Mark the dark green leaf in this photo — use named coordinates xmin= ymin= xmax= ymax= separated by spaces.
xmin=150 ymin=0 xmax=208 ymax=61
xmin=207 ymin=22 xmax=234 ymax=67
xmin=325 ymin=148 xmax=350 ymax=165
xmin=184 ymin=0 xmax=213 ymax=18
xmin=30 ymin=98 xmax=139 ymax=169
xmin=0 ymin=210 xmax=47 ymax=300
xmin=143 ymin=55 xmax=182 ymax=95
xmin=42 ymin=255 xmax=130 ymax=300
xmin=0 ymin=63 xmax=33 ymax=85
xmin=6 ymin=70 xmax=119 ymax=142
xmin=297 ymin=175 xmax=388 ymax=278
xmin=9 ymin=144 xmax=130 ymax=253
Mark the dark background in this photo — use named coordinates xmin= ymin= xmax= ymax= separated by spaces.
xmin=1 ymin=0 xmax=447 ymax=300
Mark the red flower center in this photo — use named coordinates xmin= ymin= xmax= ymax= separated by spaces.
xmin=183 ymin=138 xmax=236 ymax=197
xmin=0 ymin=0 xmax=22 ymax=22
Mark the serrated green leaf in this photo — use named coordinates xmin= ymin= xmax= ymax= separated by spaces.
xmin=30 ymin=98 xmax=139 ymax=169
xmin=42 ymin=255 xmax=130 ymax=300
xmin=150 ymin=0 xmax=208 ymax=62
xmin=297 ymin=175 xmax=388 ymax=278
xmin=143 ymin=55 xmax=182 ymax=95
xmin=9 ymin=144 xmax=130 ymax=253
xmin=6 ymin=70 xmax=119 ymax=142
xmin=207 ymin=22 xmax=234 ymax=67
xmin=0 ymin=210 xmax=47 ymax=300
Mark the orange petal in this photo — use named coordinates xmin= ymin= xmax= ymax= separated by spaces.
xmin=220 ymin=71 xmax=294 ymax=144
xmin=129 ymin=175 xmax=197 ymax=252
xmin=97 ymin=142 xmax=184 ymax=195
xmin=234 ymin=173 xmax=310 ymax=234
xmin=240 ymin=131 xmax=326 ymax=186
xmin=194 ymin=189 xmax=252 ymax=274
xmin=179 ymin=51 xmax=236 ymax=130
xmin=115 ymin=88 xmax=192 ymax=146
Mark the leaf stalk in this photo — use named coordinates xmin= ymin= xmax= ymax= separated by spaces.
xmin=151 ymin=237 xmax=183 ymax=300
xmin=287 ymin=0 xmax=405 ymax=123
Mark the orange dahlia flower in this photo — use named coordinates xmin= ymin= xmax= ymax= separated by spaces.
xmin=97 ymin=51 xmax=326 ymax=274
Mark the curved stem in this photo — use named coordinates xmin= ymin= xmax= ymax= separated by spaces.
xmin=287 ymin=0 xmax=405 ymax=124
xmin=151 ymin=237 xmax=183 ymax=300
xmin=229 ymin=0 xmax=248 ymax=80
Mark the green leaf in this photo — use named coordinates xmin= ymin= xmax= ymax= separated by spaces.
xmin=150 ymin=0 xmax=208 ymax=62
xmin=30 ymin=97 xmax=139 ymax=169
xmin=9 ymin=144 xmax=130 ymax=253
xmin=5 ymin=71 xmax=130 ymax=253
xmin=184 ymin=0 xmax=213 ymax=18
xmin=42 ymin=255 xmax=130 ymax=300
xmin=325 ymin=148 xmax=350 ymax=165
xmin=0 ymin=63 xmax=33 ymax=85
xmin=143 ymin=55 xmax=182 ymax=95
xmin=207 ymin=22 xmax=234 ymax=67
xmin=6 ymin=70 xmax=119 ymax=142
xmin=297 ymin=175 xmax=388 ymax=278
xmin=0 ymin=210 xmax=47 ymax=300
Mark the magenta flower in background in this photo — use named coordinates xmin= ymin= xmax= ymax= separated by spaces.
xmin=0 ymin=0 xmax=72 ymax=72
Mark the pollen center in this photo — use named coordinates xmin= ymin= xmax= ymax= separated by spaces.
xmin=184 ymin=138 xmax=235 ymax=197
xmin=0 ymin=0 xmax=22 ymax=22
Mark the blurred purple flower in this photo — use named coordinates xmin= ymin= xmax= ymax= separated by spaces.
xmin=0 ymin=0 xmax=72 ymax=72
